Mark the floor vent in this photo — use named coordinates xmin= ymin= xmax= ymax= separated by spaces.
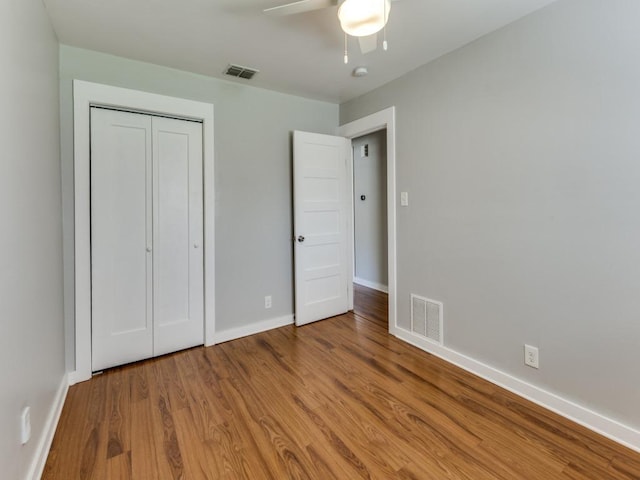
xmin=224 ymin=64 xmax=259 ymax=80
xmin=411 ymin=294 xmax=443 ymax=345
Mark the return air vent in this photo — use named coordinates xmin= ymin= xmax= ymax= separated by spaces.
xmin=224 ymin=64 xmax=259 ymax=80
xmin=411 ymin=294 xmax=443 ymax=345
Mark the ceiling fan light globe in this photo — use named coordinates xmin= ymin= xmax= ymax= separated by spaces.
xmin=338 ymin=0 xmax=390 ymax=37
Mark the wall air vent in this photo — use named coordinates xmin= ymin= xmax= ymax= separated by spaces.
xmin=411 ymin=294 xmax=443 ymax=345
xmin=224 ymin=64 xmax=259 ymax=80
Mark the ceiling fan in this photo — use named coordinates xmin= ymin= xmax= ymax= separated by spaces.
xmin=264 ymin=0 xmax=395 ymax=62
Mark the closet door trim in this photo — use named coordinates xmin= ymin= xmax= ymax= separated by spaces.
xmin=71 ymin=80 xmax=215 ymax=384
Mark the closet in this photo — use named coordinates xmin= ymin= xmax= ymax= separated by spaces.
xmin=90 ymin=107 xmax=204 ymax=371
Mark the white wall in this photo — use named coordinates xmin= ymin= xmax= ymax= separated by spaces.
xmin=0 ymin=0 xmax=65 ymax=478
xmin=341 ymin=0 xmax=640 ymax=432
xmin=352 ymin=131 xmax=388 ymax=289
xmin=59 ymin=46 xmax=339 ymax=368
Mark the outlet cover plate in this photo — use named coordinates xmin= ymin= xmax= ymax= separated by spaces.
xmin=20 ymin=406 xmax=31 ymax=445
xmin=524 ymin=344 xmax=539 ymax=369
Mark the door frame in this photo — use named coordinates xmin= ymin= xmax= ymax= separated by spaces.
xmin=339 ymin=107 xmax=398 ymax=335
xmin=69 ymin=80 xmax=215 ymax=384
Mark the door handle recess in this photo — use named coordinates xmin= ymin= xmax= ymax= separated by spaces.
xmin=297 ymin=236 xmax=305 ymax=243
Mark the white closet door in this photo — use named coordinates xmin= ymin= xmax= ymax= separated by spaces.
xmin=91 ymin=108 xmax=153 ymax=371
xmin=152 ymin=117 xmax=204 ymax=356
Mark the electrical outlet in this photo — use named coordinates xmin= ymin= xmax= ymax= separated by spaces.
xmin=524 ymin=344 xmax=539 ymax=369
xmin=264 ymin=295 xmax=272 ymax=309
xmin=20 ymin=406 xmax=31 ymax=445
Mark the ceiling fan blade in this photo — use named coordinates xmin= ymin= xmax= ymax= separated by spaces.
xmin=358 ymin=34 xmax=378 ymax=54
xmin=263 ymin=0 xmax=337 ymax=16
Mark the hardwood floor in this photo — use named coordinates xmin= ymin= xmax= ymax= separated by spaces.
xmin=45 ymin=285 xmax=640 ymax=479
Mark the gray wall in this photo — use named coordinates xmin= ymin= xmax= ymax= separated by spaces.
xmin=341 ymin=0 xmax=640 ymax=430
xmin=59 ymin=46 xmax=338 ymax=368
xmin=0 ymin=0 xmax=65 ymax=478
xmin=353 ymin=131 xmax=388 ymax=287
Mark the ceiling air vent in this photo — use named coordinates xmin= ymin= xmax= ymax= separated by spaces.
xmin=224 ymin=64 xmax=259 ymax=80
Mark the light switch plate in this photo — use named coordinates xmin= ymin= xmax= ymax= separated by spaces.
xmin=400 ymin=192 xmax=409 ymax=207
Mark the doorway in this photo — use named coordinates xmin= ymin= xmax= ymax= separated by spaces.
xmin=351 ymin=130 xmax=389 ymax=324
xmin=352 ymin=130 xmax=388 ymax=292
xmin=340 ymin=106 xmax=398 ymax=336
xmin=289 ymin=107 xmax=397 ymax=335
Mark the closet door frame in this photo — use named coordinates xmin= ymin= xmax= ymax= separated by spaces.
xmin=71 ymin=80 xmax=215 ymax=384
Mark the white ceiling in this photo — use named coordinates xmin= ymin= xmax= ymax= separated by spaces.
xmin=43 ymin=0 xmax=557 ymax=103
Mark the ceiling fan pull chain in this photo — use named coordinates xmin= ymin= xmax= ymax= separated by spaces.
xmin=383 ymin=0 xmax=388 ymax=51
xmin=344 ymin=32 xmax=349 ymax=64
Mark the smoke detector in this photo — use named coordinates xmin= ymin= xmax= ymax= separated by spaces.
xmin=352 ymin=66 xmax=368 ymax=77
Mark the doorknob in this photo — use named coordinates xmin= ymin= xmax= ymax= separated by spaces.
xmin=297 ymin=236 xmax=305 ymax=243
xmin=146 ymin=246 xmax=152 ymax=253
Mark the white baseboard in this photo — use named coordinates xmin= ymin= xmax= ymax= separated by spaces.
xmin=354 ymin=277 xmax=388 ymax=294
xmin=67 ymin=369 xmax=91 ymax=386
xmin=25 ymin=373 xmax=69 ymax=480
xmin=394 ymin=327 xmax=640 ymax=453
xmin=213 ymin=315 xmax=294 ymax=344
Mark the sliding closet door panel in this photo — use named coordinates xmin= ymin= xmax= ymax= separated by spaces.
xmin=152 ymin=117 xmax=204 ymax=356
xmin=91 ymin=108 xmax=153 ymax=371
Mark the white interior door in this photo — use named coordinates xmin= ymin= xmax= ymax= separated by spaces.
xmin=293 ymin=131 xmax=350 ymax=326
xmin=91 ymin=108 xmax=153 ymax=371
xmin=152 ymin=117 xmax=204 ymax=356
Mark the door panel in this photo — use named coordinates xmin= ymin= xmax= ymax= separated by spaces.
xmin=152 ymin=117 xmax=204 ymax=356
xmin=91 ymin=108 xmax=153 ymax=371
xmin=293 ymin=131 xmax=350 ymax=326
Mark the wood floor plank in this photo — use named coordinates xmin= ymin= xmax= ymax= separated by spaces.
xmin=144 ymin=361 xmax=185 ymax=479
xmin=206 ymin=425 xmax=269 ymax=479
xmin=217 ymin=375 xmax=310 ymax=478
xmin=171 ymin=406 xmax=221 ymax=480
xmin=130 ymin=396 xmax=166 ymax=480
xmin=319 ymin=401 xmax=420 ymax=477
xmin=127 ymin=361 xmax=149 ymax=403
xmin=105 ymin=451 xmax=132 ymax=480
xmin=609 ymin=454 xmax=640 ymax=479
xmin=291 ymin=396 xmax=375 ymax=479
xmin=304 ymin=443 xmax=348 ymax=480
xmin=44 ymin=284 xmax=640 ymax=479
xmin=105 ymin=369 xmax=130 ymax=459
xmin=77 ymin=374 xmax=110 ymax=480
